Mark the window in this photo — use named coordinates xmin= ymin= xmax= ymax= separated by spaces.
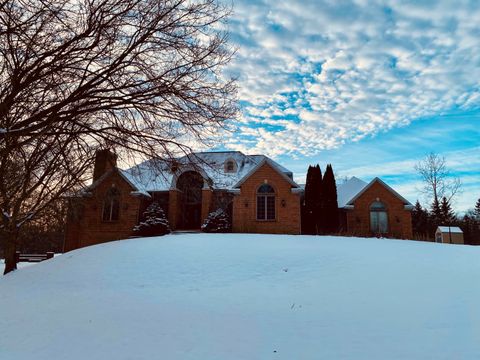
xmin=370 ymin=201 xmax=388 ymax=234
xmin=257 ymin=184 xmax=275 ymax=220
xmin=103 ymin=187 xmax=120 ymax=221
xmin=224 ymin=159 xmax=237 ymax=173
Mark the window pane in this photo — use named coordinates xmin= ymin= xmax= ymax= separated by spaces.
xmin=370 ymin=211 xmax=379 ymax=232
xmin=378 ymin=211 xmax=388 ymax=233
xmin=258 ymin=184 xmax=274 ymax=194
xmin=103 ymin=202 xmax=112 ymax=221
xmin=257 ymin=196 xmax=265 ymax=220
xmin=111 ymin=199 xmax=120 ymax=221
xmin=266 ymin=196 xmax=275 ymax=220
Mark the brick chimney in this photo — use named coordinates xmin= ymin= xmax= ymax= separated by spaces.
xmin=93 ymin=149 xmax=117 ymax=182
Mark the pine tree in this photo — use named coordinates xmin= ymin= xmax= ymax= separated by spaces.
xmin=430 ymin=197 xmax=443 ymax=227
xmin=302 ymin=165 xmax=316 ymax=235
xmin=475 ymin=198 xmax=480 ymax=220
xmin=322 ymin=164 xmax=339 ymax=234
xmin=133 ymin=202 xmax=170 ymax=237
xmin=312 ymin=165 xmax=324 ymax=234
xmin=440 ymin=196 xmax=455 ymax=224
xmin=412 ymin=200 xmax=429 ymax=239
xmin=201 ymin=209 xmax=231 ymax=233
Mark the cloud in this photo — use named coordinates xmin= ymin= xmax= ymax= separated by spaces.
xmin=223 ymin=0 xmax=480 ymax=156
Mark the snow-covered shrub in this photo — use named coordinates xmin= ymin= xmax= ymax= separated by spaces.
xmin=133 ymin=202 xmax=170 ymax=237
xmin=201 ymin=209 xmax=231 ymax=233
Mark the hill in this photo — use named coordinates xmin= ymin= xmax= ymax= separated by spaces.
xmin=1 ymin=234 xmax=479 ymax=359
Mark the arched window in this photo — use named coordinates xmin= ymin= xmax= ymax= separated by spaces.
xmin=224 ymin=159 xmax=237 ymax=173
xmin=257 ymin=184 xmax=275 ymax=220
xmin=103 ymin=187 xmax=120 ymax=221
xmin=370 ymin=201 xmax=388 ymax=234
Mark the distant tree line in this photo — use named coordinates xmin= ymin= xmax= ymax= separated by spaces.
xmin=412 ymin=197 xmax=480 ymax=244
xmin=302 ymin=164 xmax=339 ymax=235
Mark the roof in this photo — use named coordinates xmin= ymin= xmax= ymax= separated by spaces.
xmin=437 ymin=226 xmax=463 ymax=233
xmin=114 ymin=151 xmax=296 ymax=192
xmin=337 ymin=177 xmax=368 ymax=207
xmin=337 ymin=177 xmax=412 ymax=208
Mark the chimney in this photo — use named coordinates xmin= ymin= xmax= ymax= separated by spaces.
xmin=93 ymin=149 xmax=117 ymax=182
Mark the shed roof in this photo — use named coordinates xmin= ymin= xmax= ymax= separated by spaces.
xmin=437 ymin=226 xmax=463 ymax=233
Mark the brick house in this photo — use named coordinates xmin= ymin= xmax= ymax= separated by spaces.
xmin=337 ymin=177 xmax=413 ymax=239
xmin=64 ymin=150 xmax=302 ymax=251
xmin=64 ymin=151 xmax=414 ymax=251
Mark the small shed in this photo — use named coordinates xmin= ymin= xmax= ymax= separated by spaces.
xmin=435 ymin=226 xmax=464 ymax=244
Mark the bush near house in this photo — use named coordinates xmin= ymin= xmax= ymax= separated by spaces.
xmin=201 ymin=209 xmax=231 ymax=233
xmin=133 ymin=202 xmax=170 ymax=237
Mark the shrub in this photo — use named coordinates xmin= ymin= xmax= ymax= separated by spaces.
xmin=133 ymin=202 xmax=170 ymax=237
xmin=201 ymin=209 xmax=231 ymax=233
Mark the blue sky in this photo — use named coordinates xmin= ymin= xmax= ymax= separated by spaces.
xmin=213 ymin=0 xmax=480 ymax=211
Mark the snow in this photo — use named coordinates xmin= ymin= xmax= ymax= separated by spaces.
xmin=337 ymin=176 xmax=368 ymax=207
xmin=437 ymin=226 xmax=463 ymax=233
xmin=122 ymin=151 xmax=294 ymax=192
xmin=1 ymin=234 xmax=480 ymax=359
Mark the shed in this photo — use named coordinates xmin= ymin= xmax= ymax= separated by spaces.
xmin=435 ymin=226 xmax=464 ymax=244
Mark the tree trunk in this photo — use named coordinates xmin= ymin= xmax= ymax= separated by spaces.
xmin=3 ymin=229 xmax=18 ymax=275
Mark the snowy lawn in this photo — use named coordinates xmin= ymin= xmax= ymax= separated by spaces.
xmin=1 ymin=234 xmax=479 ymax=360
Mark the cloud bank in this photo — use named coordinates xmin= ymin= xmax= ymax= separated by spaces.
xmin=225 ymin=0 xmax=480 ymax=156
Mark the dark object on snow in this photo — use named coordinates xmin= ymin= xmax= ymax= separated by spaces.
xmin=133 ymin=202 xmax=170 ymax=237
xmin=201 ymin=209 xmax=231 ymax=233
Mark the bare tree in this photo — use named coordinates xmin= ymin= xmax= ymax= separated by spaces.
xmin=414 ymin=152 xmax=461 ymax=207
xmin=0 ymin=0 xmax=237 ymax=274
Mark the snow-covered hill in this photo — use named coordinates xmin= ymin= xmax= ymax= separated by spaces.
xmin=1 ymin=234 xmax=479 ymax=359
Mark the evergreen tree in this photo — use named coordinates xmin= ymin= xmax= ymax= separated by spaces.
xmin=412 ymin=200 xmax=429 ymax=239
xmin=322 ymin=164 xmax=339 ymax=233
xmin=312 ymin=165 xmax=324 ymax=234
xmin=302 ymin=166 xmax=316 ymax=235
xmin=201 ymin=209 xmax=231 ymax=233
xmin=133 ymin=202 xmax=170 ymax=237
xmin=440 ymin=196 xmax=455 ymax=224
xmin=430 ymin=197 xmax=443 ymax=230
xmin=475 ymin=198 xmax=480 ymax=220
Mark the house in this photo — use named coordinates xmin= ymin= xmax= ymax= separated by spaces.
xmin=64 ymin=150 xmax=302 ymax=251
xmin=337 ymin=177 xmax=413 ymax=239
xmin=435 ymin=226 xmax=464 ymax=244
xmin=64 ymin=151 xmax=415 ymax=252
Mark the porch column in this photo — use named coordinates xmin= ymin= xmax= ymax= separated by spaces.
xmin=168 ymin=189 xmax=181 ymax=230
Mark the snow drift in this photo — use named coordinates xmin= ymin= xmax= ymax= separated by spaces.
xmin=1 ymin=234 xmax=479 ymax=359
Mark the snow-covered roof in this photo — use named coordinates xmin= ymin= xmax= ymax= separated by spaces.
xmin=336 ymin=177 xmax=413 ymax=208
xmin=437 ymin=226 xmax=463 ymax=233
xmin=120 ymin=151 xmax=296 ymax=192
xmin=337 ymin=177 xmax=368 ymax=207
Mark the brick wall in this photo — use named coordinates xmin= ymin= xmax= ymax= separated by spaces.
xmin=64 ymin=171 xmax=144 ymax=251
xmin=345 ymin=181 xmax=413 ymax=239
xmin=232 ymin=163 xmax=301 ymax=234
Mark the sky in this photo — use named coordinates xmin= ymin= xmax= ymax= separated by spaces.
xmin=210 ymin=0 xmax=480 ymax=212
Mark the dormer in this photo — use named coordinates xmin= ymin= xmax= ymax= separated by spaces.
xmin=224 ymin=158 xmax=238 ymax=173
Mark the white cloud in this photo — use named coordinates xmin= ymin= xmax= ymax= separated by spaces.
xmin=224 ymin=0 xmax=480 ymax=156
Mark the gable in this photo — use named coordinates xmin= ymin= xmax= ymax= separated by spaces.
xmin=347 ymin=177 xmax=412 ymax=207
xmin=233 ymin=158 xmax=299 ymax=189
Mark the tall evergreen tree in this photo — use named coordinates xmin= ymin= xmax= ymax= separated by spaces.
xmin=312 ymin=165 xmax=324 ymax=234
xmin=440 ymin=196 xmax=455 ymax=224
xmin=322 ymin=164 xmax=339 ymax=233
xmin=475 ymin=198 xmax=480 ymax=220
xmin=302 ymin=166 xmax=316 ymax=235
